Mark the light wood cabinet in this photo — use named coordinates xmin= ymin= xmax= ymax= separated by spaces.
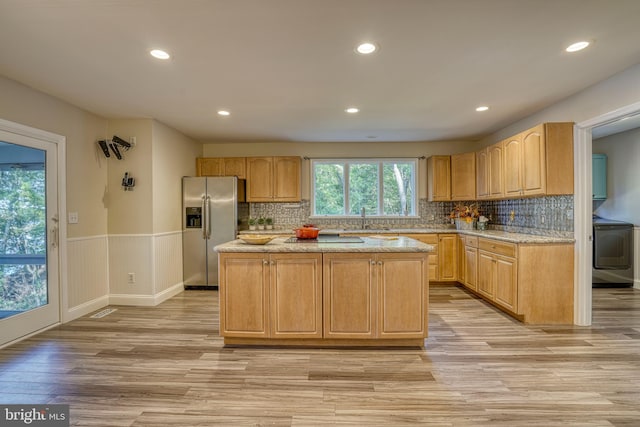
xmin=476 ymin=148 xmax=489 ymax=199
xmin=400 ymin=234 xmax=438 ymax=281
xmin=460 ymin=235 xmax=478 ymax=292
xmin=503 ymin=122 xmax=573 ymax=197
xmin=196 ymin=157 xmax=246 ymax=178
xmin=323 ymin=252 xmax=428 ymax=340
xmin=477 ymin=250 xmax=495 ymax=299
xmin=451 ymin=152 xmax=476 ymax=200
xmin=219 ymin=253 xmax=322 ymax=339
xmin=427 ymin=156 xmax=451 ymax=201
xmin=457 ymin=235 xmax=466 ymax=284
xmin=488 ymin=142 xmax=504 ymax=198
xmin=246 ymin=156 xmax=301 ymax=202
xmin=478 ymin=238 xmax=518 ymax=313
xmin=437 ymin=234 xmax=457 ymax=282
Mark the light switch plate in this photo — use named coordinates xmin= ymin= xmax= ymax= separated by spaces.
xmin=68 ymin=212 xmax=79 ymax=224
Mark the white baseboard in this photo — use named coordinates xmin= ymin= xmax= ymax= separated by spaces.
xmin=109 ymin=282 xmax=184 ymax=307
xmin=65 ymin=295 xmax=110 ymax=322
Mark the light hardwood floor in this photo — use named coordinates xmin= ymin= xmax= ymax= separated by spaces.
xmin=1 ymin=285 xmax=639 ymax=426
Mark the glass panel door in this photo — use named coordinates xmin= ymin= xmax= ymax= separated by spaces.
xmin=0 ymin=126 xmax=59 ymax=347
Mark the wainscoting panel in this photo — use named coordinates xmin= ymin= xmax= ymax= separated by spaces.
xmin=108 ymin=234 xmax=153 ymax=296
xmin=153 ymin=231 xmax=183 ymax=294
xmin=66 ymin=235 xmax=109 ymax=320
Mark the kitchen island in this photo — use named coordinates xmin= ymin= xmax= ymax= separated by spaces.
xmin=214 ymin=236 xmax=433 ymax=347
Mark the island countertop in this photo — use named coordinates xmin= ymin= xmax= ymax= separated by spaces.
xmin=215 ymin=236 xmax=435 ymax=253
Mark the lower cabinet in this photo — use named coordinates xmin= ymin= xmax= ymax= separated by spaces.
xmin=437 ymin=234 xmax=457 ymax=281
xmin=219 ymin=251 xmax=428 ymax=343
xmin=477 ymin=239 xmax=518 ymax=313
xmin=219 ymin=253 xmax=322 ymax=339
xmin=464 ymin=245 xmax=478 ymax=291
xmin=323 ymin=253 xmax=428 ymax=339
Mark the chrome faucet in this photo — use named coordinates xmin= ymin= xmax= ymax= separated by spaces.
xmin=361 ymin=207 xmax=367 ymax=229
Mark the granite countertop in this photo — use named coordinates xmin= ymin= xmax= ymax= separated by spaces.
xmin=237 ymin=228 xmax=575 ymax=244
xmin=215 ymin=236 xmax=435 ymax=253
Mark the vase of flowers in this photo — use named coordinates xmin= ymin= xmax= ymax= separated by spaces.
xmin=449 ymin=203 xmax=480 ymax=230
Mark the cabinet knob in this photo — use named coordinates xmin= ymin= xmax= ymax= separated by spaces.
xmin=378 ymin=261 xmax=383 ymax=266
xmin=270 ymin=261 xmax=275 ymax=266
xmin=263 ymin=260 xmax=268 ymax=265
xmin=370 ymin=260 xmax=376 ymax=265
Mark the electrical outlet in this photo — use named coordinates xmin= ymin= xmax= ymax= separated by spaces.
xmin=509 ymin=210 xmax=515 ymax=221
xmin=540 ymin=215 xmax=545 ymax=224
xmin=127 ymin=273 xmax=135 ymax=284
xmin=68 ymin=212 xmax=78 ymax=224
xmin=429 ymin=214 xmax=435 ymax=221
xmin=129 ymin=136 xmax=137 ymax=147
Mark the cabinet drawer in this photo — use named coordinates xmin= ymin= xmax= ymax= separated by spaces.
xmin=463 ymin=235 xmax=478 ymax=248
xmin=479 ymin=238 xmax=516 ymax=257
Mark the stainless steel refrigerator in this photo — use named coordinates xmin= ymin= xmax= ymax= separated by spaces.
xmin=182 ymin=176 xmax=240 ymax=289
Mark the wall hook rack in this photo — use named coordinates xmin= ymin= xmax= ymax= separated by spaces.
xmin=97 ymin=135 xmax=133 ymax=160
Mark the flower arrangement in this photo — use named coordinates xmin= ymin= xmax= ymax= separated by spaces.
xmin=449 ymin=203 xmax=480 ymax=223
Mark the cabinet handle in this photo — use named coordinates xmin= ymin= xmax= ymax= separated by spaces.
xmin=270 ymin=261 xmax=275 ymax=265
xmin=370 ymin=260 xmax=376 ymax=265
xmin=378 ymin=261 xmax=383 ymax=266
xmin=263 ymin=260 xmax=268 ymax=265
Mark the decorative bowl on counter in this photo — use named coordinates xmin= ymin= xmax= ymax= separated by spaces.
xmin=294 ymin=227 xmax=320 ymax=239
xmin=238 ymin=235 xmax=276 ymax=245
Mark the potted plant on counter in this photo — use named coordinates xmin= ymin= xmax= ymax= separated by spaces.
xmin=248 ymin=218 xmax=257 ymax=231
xmin=449 ymin=203 xmax=480 ymax=230
xmin=265 ymin=217 xmax=273 ymax=230
xmin=257 ymin=217 xmax=266 ymax=230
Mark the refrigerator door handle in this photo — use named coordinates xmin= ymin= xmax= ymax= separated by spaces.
xmin=201 ymin=195 xmax=207 ymax=239
xmin=205 ymin=195 xmax=212 ymax=239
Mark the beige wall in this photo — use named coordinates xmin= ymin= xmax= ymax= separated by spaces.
xmin=0 ymin=75 xmax=109 ymax=238
xmin=106 ymin=119 xmax=154 ymax=235
xmin=202 ymin=140 xmax=477 ymax=198
xmin=480 ymin=63 xmax=640 ymax=145
xmin=152 ymin=120 xmax=202 ymax=233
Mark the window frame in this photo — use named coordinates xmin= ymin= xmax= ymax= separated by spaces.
xmin=310 ymin=158 xmax=419 ymax=218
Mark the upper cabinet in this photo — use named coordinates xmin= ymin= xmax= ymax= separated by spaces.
xmin=503 ymin=122 xmax=573 ymax=198
xmin=196 ymin=157 xmax=246 ymax=179
xmin=427 ymin=155 xmax=451 ymax=201
xmin=476 ymin=148 xmax=489 ymax=200
xmin=488 ymin=142 xmax=504 ymax=198
xmin=247 ymin=156 xmax=301 ymax=202
xmin=451 ymin=152 xmax=476 ymax=200
xmin=592 ymin=154 xmax=607 ymax=200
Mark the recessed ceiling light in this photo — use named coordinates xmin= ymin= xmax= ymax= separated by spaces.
xmin=565 ymin=41 xmax=590 ymax=53
xmin=150 ymin=49 xmax=170 ymax=59
xmin=355 ymin=43 xmax=377 ymax=55
xmin=475 ymin=106 xmax=489 ymax=112
xmin=345 ymin=107 xmax=359 ymax=114
xmin=217 ymin=110 xmax=230 ymax=116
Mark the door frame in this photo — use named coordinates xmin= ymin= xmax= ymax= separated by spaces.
xmin=574 ymin=100 xmax=640 ymax=326
xmin=0 ymin=118 xmax=67 ymax=342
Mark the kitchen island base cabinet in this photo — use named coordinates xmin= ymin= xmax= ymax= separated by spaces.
xmin=219 ymin=253 xmax=322 ymax=339
xmin=218 ymin=246 xmax=430 ymax=347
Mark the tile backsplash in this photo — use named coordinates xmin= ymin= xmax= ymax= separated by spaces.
xmin=250 ymin=195 xmax=574 ymax=236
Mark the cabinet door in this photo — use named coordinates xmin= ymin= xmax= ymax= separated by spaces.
xmin=521 ymin=124 xmax=546 ymax=195
xmin=274 ymin=156 xmax=301 ymax=201
xmin=592 ymin=154 xmax=607 ymax=200
xmin=323 ymin=254 xmax=376 ymax=339
xmin=464 ymin=246 xmax=478 ymax=291
xmin=427 ymin=156 xmax=451 ymax=201
xmin=437 ymin=234 xmax=457 ymax=281
xmin=219 ymin=254 xmax=269 ymax=338
xmin=223 ymin=157 xmax=246 ymax=179
xmin=246 ymin=157 xmax=274 ymax=201
xmin=488 ymin=142 xmax=504 ymax=198
xmin=503 ymin=136 xmax=522 ymax=196
xmin=451 ymin=152 xmax=476 ymax=200
xmin=377 ymin=253 xmax=427 ymax=338
xmin=196 ymin=158 xmax=223 ymax=177
xmin=494 ymin=255 xmax=517 ymax=312
xmin=270 ymin=254 xmax=322 ymax=338
xmin=457 ymin=236 xmax=466 ymax=284
xmin=476 ymin=148 xmax=488 ymax=199
xmin=477 ymin=250 xmax=495 ymax=299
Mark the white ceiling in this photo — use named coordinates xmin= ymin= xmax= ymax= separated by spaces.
xmin=2 ymin=0 xmax=640 ymax=143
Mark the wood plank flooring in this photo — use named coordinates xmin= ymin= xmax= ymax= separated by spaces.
xmin=1 ymin=285 xmax=639 ymax=426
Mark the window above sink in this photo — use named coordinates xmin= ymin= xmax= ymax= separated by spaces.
xmin=311 ymin=158 xmax=418 ymax=218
